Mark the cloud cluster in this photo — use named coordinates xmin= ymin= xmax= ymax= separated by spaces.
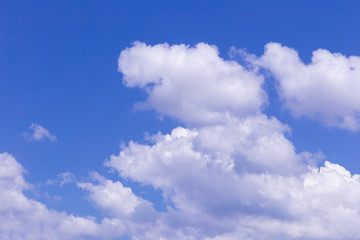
xmin=104 ymin=128 xmax=360 ymax=239
xmin=110 ymin=42 xmax=360 ymax=239
xmin=258 ymin=42 xmax=360 ymax=130
xmin=0 ymin=153 xmax=125 ymax=240
xmin=5 ymin=41 xmax=360 ymax=239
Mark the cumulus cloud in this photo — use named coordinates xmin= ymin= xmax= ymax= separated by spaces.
xmin=23 ymin=123 xmax=57 ymax=142
xmin=258 ymin=42 xmax=360 ymax=131
xmin=78 ymin=172 xmax=154 ymax=217
xmin=105 ymin=120 xmax=307 ymax=219
xmin=104 ymin=127 xmax=360 ymax=240
xmin=118 ymin=42 xmax=267 ymax=126
xmin=0 ymin=152 xmax=125 ymax=240
xmin=5 ymin=42 xmax=360 ymax=239
xmin=109 ymin=42 xmax=360 ymax=239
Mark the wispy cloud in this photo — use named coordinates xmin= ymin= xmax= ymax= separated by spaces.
xmin=46 ymin=172 xmax=75 ymax=186
xmin=22 ymin=123 xmax=57 ymax=142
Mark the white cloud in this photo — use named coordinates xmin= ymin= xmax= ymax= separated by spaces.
xmin=23 ymin=123 xmax=57 ymax=142
xmin=104 ymin=126 xmax=360 ymax=239
xmin=110 ymin=42 xmax=360 ymax=239
xmin=78 ymin=172 xmax=154 ymax=217
xmin=0 ymin=152 xmax=125 ymax=240
xmin=258 ymin=42 xmax=360 ymax=131
xmin=118 ymin=42 xmax=267 ymax=126
xmin=5 ymin=41 xmax=360 ymax=239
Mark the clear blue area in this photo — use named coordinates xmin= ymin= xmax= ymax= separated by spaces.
xmin=1 ymin=0 xmax=360 ymax=216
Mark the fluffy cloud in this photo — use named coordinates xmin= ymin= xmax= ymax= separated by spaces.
xmin=23 ymin=123 xmax=57 ymax=142
xmin=118 ymin=42 xmax=267 ymax=126
xmin=78 ymin=172 xmax=154 ymax=217
xmin=110 ymin=42 xmax=360 ymax=239
xmin=105 ymin=118 xmax=306 ymax=220
xmin=105 ymin=126 xmax=360 ymax=240
xmin=0 ymin=153 xmax=125 ymax=240
xmin=258 ymin=42 xmax=360 ymax=131
xmin=5 ymin=41 xmax=360 ymax=239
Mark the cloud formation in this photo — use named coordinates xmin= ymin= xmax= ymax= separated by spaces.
xmin=0 ymin=153 xmax=125 ymax=240
xmin=107 ymin=42 xmax=360 ymax=239
xmin=258 ymin=42 xmax=360 ymax=131
xmin=78 ymin=172 xmax=154 ymax=217
xmin=118 ymin=42 xmax=267 ymax=126
xmin=5 ymin=42 xmax=360 ymax=239
xmin=104 ymin=129 xmax=360 ymax=239
xmin=23 ymin=123 xmax=58 ymax=142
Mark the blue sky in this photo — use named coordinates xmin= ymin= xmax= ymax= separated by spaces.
xmin=2 ymin=1 xmax=360 ymax=239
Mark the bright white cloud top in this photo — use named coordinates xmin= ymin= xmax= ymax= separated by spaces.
xmin=259 ymin=42 xmax=360 ymax=131
xmin=23 ymin=123 xmax=58 ymax=142
xmin=118 ymin=42 xmax=267 ymax=126
xmin=3 ymin=42 xmax=360 ymax=239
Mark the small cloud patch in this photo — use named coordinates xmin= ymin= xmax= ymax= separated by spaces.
xmin=22 ymin=123 xmax=57 ymax=142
